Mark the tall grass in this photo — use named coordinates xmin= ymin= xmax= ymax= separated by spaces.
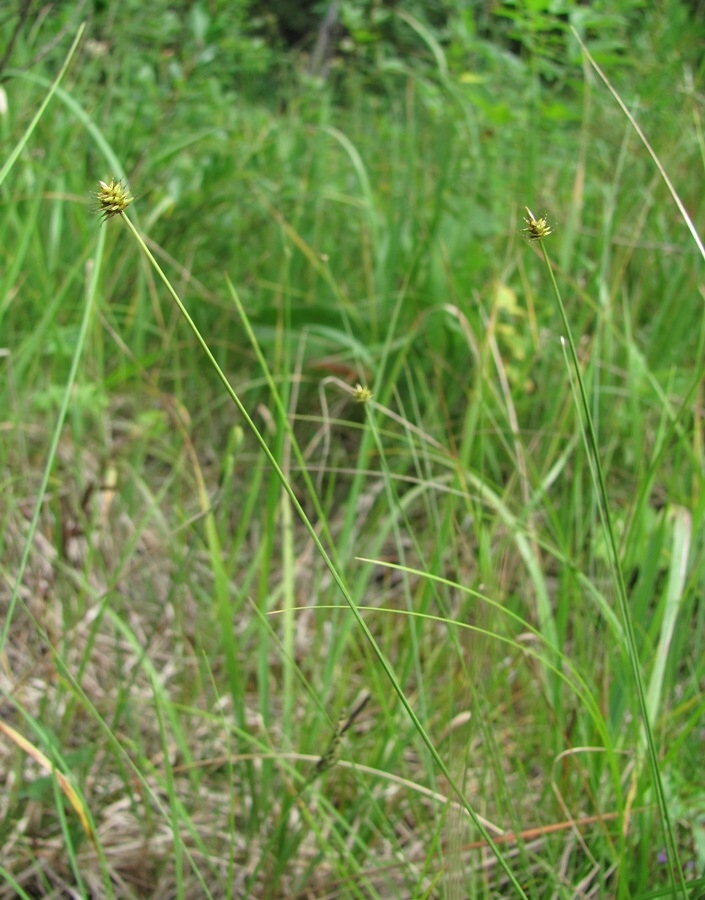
xmin=1 ymin=6 xmax=704 ymax=898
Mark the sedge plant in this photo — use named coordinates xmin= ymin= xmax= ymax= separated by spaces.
xmin=522 ymin=204 xmax=687 ymax=898
xmin=95 ymin=175 xmax=531 ymax=896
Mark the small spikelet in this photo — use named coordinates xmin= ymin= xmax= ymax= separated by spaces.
xmin=310 ymin=696 xmax=370 ymax=781
xmin=96 ymin=177 xmax=133 ymax=222
xmin=523 ymin=206 xmax=552 ymax=241
xmin=352 ymin=384 xmax=373 ymax=404
xmin=313 ymin=711 xmax=346 ymax=776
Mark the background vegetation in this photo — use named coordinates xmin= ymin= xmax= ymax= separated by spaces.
xmin=1 ymin=0 xmax=704 ymax=896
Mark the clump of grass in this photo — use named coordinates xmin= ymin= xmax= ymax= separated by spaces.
xmin=1 ymin=6 xmax=704 ymax=897
xmin=97 ymin=174 xmax=531 ymax=896
xmin=523 ymin=206 xmax=687 ymax=897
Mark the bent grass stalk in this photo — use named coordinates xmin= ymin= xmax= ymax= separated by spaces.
xmin=107 ymin=193 xmax=530 ymax=896
xmin=527 ymin=217 xmax=686 ymax=897
xmin=0 ymin=24 xmax=85 ymax=192
xmin=0 ymin=23 xmax=87 ymax=651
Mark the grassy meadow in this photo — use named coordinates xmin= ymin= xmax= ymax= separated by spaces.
xmin=1 ymin=2 xmax=704 ymax=897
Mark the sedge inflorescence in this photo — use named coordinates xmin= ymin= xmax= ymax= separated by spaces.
xmin=523 ymin=206 xmax=552 ymax=241
xmin=96 ymin=177 xmax=133 ymax=222
xmin=352 ymin=384 xmax=373 ymax=404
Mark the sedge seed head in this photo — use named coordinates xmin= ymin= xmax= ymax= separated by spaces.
xmin=523 ymin=206 xmax=552 ymax=241
xmin=96 ymin=177 xmax=133 ymax=222
xmin=352 ymin=384 xmax=373 ymax=404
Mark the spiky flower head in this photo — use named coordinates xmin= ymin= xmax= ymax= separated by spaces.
xmin=352 ymin=384 xmax=373 ymax=404
xmin=523 ymin=206 xmax=552 ymax=241
xmin=96 ymin=177 xmax=133 ymax=222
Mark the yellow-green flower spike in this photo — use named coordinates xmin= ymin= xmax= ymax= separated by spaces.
xmin=523 ymin=206 xmax=552 ymax=241
xmin=352 ymin=384 xmax=373 ymax=404
xmin=96 ymin=177 xmax=133 ymax=222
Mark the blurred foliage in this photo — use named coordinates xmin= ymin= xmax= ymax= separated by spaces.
xmin=1 ymin=0 xmax=703 ymax=411
xmin=3 ymin=1 xmax=703 ymax=107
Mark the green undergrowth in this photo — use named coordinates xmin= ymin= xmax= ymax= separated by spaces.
xmin=0 ymin=3 xmax=704 ymax=898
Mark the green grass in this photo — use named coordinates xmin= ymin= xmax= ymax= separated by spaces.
xmin=1 ymin=3 xmax=705 ymax=897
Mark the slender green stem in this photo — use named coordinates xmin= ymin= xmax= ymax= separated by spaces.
xmin=0 ymin=22 xmax=88 ymax=651
xmin=0 ymin=24 xmax=85 ymax=190
xmin=117 ymin=210 xmax=530 ymax=896
xmin=1 ymin=229 xmax=105 ymax=654
xmin=537 ymin=239 xmax=686 ymax=897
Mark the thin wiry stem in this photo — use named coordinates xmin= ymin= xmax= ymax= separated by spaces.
xmin=534 ymin=229 xmax=686 ymax=899
xmin=572 ymin=27 xmax=705 ymax=264
xmin=112 ymin=205 xmax=531 ymax=897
